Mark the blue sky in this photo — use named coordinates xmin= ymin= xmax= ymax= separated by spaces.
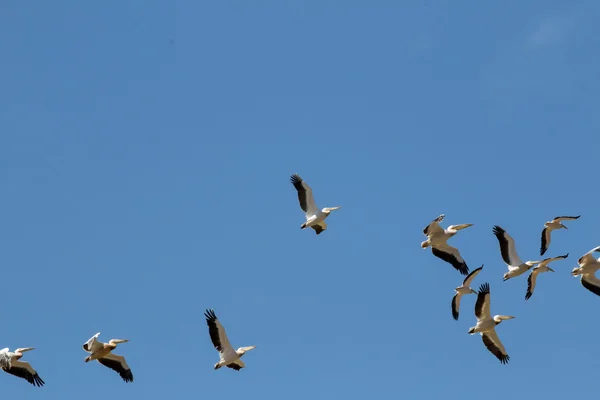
xmin=2 ymin=0 xmax=600 ymax=398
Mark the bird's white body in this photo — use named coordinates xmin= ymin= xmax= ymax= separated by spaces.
xmin=214 ymin=347 xmax=256 ymax=369
xmin=304 ymin=209 xmax=329 ymax=229
xmin=504 ymin=263 xmax=539 ymax=280
xmin=455 ymin=286 xmax=477 ymax=296
xmin=469 ymin=317 xmax=505 ymax=334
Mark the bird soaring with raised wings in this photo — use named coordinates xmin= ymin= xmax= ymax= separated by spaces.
xmin=422 ymin=214 xmax=473 ymax=275
xmin=290 ymin=174 xmax=341 ymax=235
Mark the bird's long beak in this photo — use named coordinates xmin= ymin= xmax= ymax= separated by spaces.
xmin=561 ymin=224 xmax=568 ymax=230
xmin=329 ymin=206 xmax=341 ymax=211
xmin=456 ymin=224 xmax=473 ymax=230
xmin=548 ymin=267 xmax=555 ymax=272
xmin=15 ymin=347 xmax=35 ymax=354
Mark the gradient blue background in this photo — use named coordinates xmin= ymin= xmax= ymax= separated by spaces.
xmin=2 ymin=1 xmax=599 ymax=398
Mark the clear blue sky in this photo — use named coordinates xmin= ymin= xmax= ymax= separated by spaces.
xmin=2 ymin=0 xmax=600 ymax=398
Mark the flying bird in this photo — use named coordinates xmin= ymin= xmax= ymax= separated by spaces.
xmin=525 ymin=254 xmax=568 ymax=300
xmin=493 ymin=225 xmax=541 ymax=281
xmin=468 ymin=282 xmax=514 ymax=364
xmin=82 ymin=332 xmax=133 ymax=382
xmin=205 ymin=309 xmax=256 ymax=371
xmin=421 ymin=214 xmax=473 ymax=275
xmin=452 ymin=265 xmax=483 ymax=320
xmin=571 ymin=246 xmax=600 ymax=297
xmin=290 ymin=174 xmax=341 ymax=235
xmin=540 ymin=215 xmax=580 ymax=256
xmin=0 ymin=347 xmax=44 ymax=387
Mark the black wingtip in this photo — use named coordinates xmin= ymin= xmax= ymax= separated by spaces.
xmin=122 ymin=370 xmax=134 ymax=383
xmin=32 ymin=374 xmax=45 ymax=387
xmin=499 ymin=354 xmax=510 ymax=365
xmin=478 ymin=282 xmax=490 ymax=294
xmin=492 ymin=225 xmax=504 ymax=236
xmin=204 ymin=309 xmax=217 ymax=322
xmin=465 ymin=265 xmax=484 ymax=280
xmin=290 ymin=174 xmax=302 ymax=184
xmin=451 ymin=295 xmax=459 ymax=320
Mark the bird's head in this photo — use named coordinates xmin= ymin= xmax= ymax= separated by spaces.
xmin=322 ymin=206 xmax=341 ymax=214
xmin=502 ymin=272 xmax=510 ymax=281
xmin=237 ymin=346 xmax=256 ymax=355
xmin=572 ymin=267 xmax=581 ymax=276
xmin=494 ymin=315 xmax=515 ymax=324
xmin=420 ymin=240 xmax=429 ymax=249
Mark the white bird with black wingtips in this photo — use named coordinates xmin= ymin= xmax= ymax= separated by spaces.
xmin=451 ymin=265 xmax=483 ymax=320
xmin=205 ymin=309 xmax=257 ymax=371
xmin=421 ymin=214 xmax=473 ymax=276
xmin=525 ymin=254 xmax=568 ymax=300
xmin=290 ymin=174 xmax=341 ymax=235
xmin=540 ymin=215 xmax=580 ymax=256
xmin=82 ymin=332 xmax=133 ymax=383
xmin=0 ymin=347 xmax=44 ymax=387
xmin=493 ymin=225 xmax=541 ymax=281
xmin=468 ymin=282 xmax=514 ymax=364
xmin=571 ymin=246 xmax=600 ymax=297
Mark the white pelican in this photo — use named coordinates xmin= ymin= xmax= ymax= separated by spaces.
xmin=571 ymin=246 xmax=600 ymax=297
xmin=540 ymin=215 xmax=580 ymax=256
xmin=451 ymin=265 xmax=483 ymax=320
xmin=421 ymin=214 xmax=473 ymax=275
xmin=525 ymin=254 xmax=568 ymax=300
xmin=492 ymin=225 xmax=541 ymax=281
xmin=0 ymin=347 xmax=44 ymax=387
xmin=205 ymin=309 xmax=256 ymax=371
xmin=290 ymin=174 xmax=341 ymax=235
xmin=82 ymin=332 xmax=133 ymax=382
xmin=468 ymin=282 xmax=514 ymax=364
